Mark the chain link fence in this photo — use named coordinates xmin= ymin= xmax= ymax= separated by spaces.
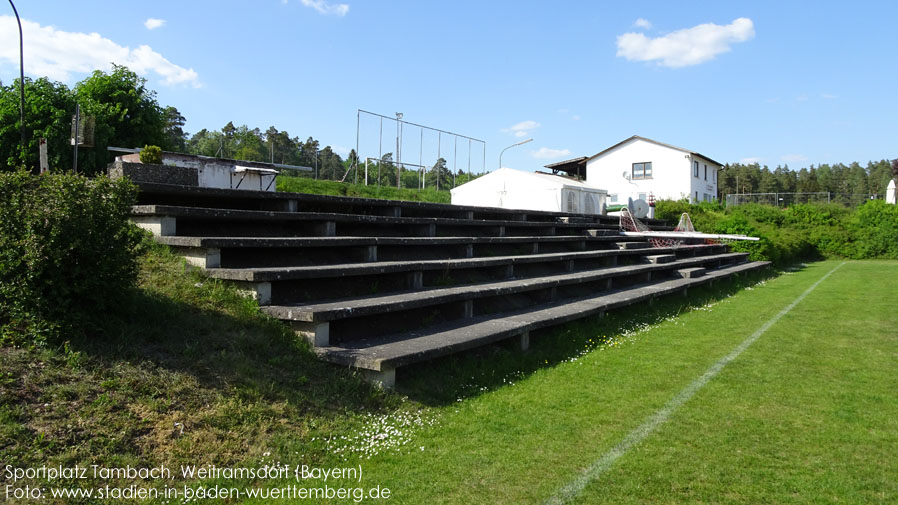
xmin=726 ymin=192 xmax=885 ymax=208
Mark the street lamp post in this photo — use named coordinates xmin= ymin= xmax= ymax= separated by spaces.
xmin=8 ymin=0 xmax=26 ymax=155
xmin=499 ymin=138 xmax=533 ymax=169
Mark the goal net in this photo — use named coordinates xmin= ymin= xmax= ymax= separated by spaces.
xmin=620 ymin=210 xmax=693 ymax=248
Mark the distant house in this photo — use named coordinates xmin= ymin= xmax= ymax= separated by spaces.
xmin=450 ymin=167 xmax=607 ymax=215
xmin=546 ymin=136 xmax=722 ymax=205
xmin=111 ymin=149 xmax=310 ymax=192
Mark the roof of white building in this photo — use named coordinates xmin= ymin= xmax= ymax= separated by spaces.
xmin=587 ymin=135 xmax=723 ymax=167
xmin=451 ymin=167 xmax=607 ymax=194
xmin=544 ymin=135 xmax=723 ymax=172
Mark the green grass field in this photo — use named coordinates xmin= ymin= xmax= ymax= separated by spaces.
xmin=259 ymin=260 xmax=897 ymax=504
xmin=3 ymin=257 xmax=895 ymax=504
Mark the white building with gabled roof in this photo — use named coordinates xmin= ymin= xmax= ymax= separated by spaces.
xmin=450 ymin=167 xmax=607 ymax=215
xmin=546 ymin=136 xmax=722 ymax=205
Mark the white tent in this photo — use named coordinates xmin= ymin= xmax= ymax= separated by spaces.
xmin=450 ymin=168 xmax=608 ymax=215
xmin=888 ymin=179 xmax=897 ymax=205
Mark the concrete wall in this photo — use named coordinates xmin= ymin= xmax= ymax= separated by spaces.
xmin=108 ymin=160 xmax=198 ymax=186
xmin=117 ymin=152 xmax=277 ymax=192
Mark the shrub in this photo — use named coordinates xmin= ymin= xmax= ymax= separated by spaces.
xmin=0 ymin=170 xmax=143 ymax=344
xmin=139 ymin=144 xmax=163 ymax=165
xmin=849 ymin=200 xmax=898 ymax=259
xmin=656 ymin=199 xmax=898 ymax=265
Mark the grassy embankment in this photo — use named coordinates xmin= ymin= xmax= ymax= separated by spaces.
xmin=276 ymin=175 xmax=451 ymax=204
xmin=1 ymin=241 xmax=400 ymax=503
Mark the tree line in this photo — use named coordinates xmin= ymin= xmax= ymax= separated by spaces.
xmin=185 ymin=123 xmax=352 ymax=180
xmin=0 ymin=65 xmax=346 ymax=177
xmin=719 ymin=160 xmax=896 ymax=198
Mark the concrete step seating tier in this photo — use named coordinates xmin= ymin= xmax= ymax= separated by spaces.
xmin=132 ymin=182 xmax=770 ymax=388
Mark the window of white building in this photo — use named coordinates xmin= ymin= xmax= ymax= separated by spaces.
xmin=632 ymin=162 xmax=652 ymax=179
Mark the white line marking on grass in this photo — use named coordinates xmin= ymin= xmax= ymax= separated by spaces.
xmin=544 ymin=262 xmax=846 ymax=505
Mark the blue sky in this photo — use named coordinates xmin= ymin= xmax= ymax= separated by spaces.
xmin=1 ymin=1 xmax=896 ymax=173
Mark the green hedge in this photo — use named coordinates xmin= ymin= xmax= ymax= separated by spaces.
xmin=655 ymin=200 xmax=898 ymax=265
xmin=0 ymin=170 xmax=143 ymax=344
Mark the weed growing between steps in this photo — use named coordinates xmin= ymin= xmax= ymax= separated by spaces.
xmin=396 ymin=267 xmax=778 ymax=405
xmin=0 ymin=242 xmax=408 ymax=504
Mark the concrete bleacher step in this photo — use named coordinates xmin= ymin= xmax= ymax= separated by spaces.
xmin=131 ymin=204 xmax=621 ymax=239
xmin=616 ymin=241 xmax=653 ymax=250
xmin=135 ymin=181 xmax=675 ymax=228
xmin=154 ymin=234 xmax=646 ymax=268
xmin=587 ymin=229 xmax=624 ymax=237
xmin=644 ymin=254 xmax=676 ymax=264
xmin=261 ymin=251 xmax=753 ymax=345
xmin=204 ymin=245 xmax=739 ymax=305
xmin=677 ymin=267 xmax=706 ymax=279
xmin=315 ymin=260 xmax=771 ymax=387
xmin=126 ymin=182 xmax=771 ymax=389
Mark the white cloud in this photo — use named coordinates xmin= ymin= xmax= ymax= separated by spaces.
xmin=332 ymin=145 xmax=350 ymax=156
xmin=300 ymin=0 xmax=349 ymax=16
xmin=144 ymin=18 xmax=165 ymax=30
xmin=616 ymin=17 xmax=754 ymax=68
xmin=502 ymin=120 xmax=540 ymax=138
xmin=508 ymin=120 xmax=539 ymax=131
xmin=821 ymin=93 xmax=837 ymax=99
xmin=781 ymin=154 xmax=807 ymax=163
xmin=571 ymin=115 xmax=581 ymax=121
xmin=796 ymin=94 xmax=808 ymax=101
xmin=530 ymin=147 xmax=572 ymax=160
xmin=634 ymin=18 xmax=652 ymax=29
xmin=0 ymin=16 xmax=200 ymax=87
xmin=740 ymin=157 xmax=762 ymax=164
